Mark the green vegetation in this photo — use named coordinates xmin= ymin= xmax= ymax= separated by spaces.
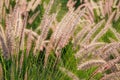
xmin=50 ymin=0 xmax=68 ymax=22
xmin=99 ymin=29 xmax=118 ymax=43
xmin=0 ymin=42 xmax=103 ymax=80
xmin=113 ymin=17 xmax=120 ymax=33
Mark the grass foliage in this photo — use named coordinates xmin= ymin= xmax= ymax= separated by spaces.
xmin=0 ymin=0 xmax=120 ymax=80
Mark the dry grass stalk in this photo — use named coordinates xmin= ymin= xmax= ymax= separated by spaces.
xmin=91 ymin=57 xmax=120 ymax=79
xmin=60 ymin=67 xmax=79 ymax=80
xmin=82 ymin=13 xmax=93 ymax=23
xmin=95 ymin=42 xmax=120 ymax=59
xmin=25 ymin=29 xmax=39 ymax=38
xmin=109 ymin=48 xmax=120 ymax=58
xmin=44 ymin=0 xmax=55 ymax=14
xmin=113 ymin=1 xmax=120 ymax=18
xmin=73 ymin=23 xmax=93 ymax=48
xmin=98 ymin=1 xmax=105 ymax=17
xmin=115 ymin=64 xmax=120 ymax=71
xmin=92 ymin=10 xmax=116 ymax=43
xmin=5 ymin=15 xmax=15 ymax=56
xmin=52 ymin=11 xmax=73 ymax=41
xmin=44 ymin=9 xmax=75 ymax=67
xmin=52 ymin=11 xmax=75 ymax=46
xmin=31 ymin=0 xmax=41 ymax=11
xmin=5 ymin=0 xmax=10 ymax=9
xmin=90 ymin=0 xmax=100 ymax=16
xmin=5 ymin=2 xmax=27 ymax=56
xmin=28 ymin=10 xmax=40 ymax=24
xmin=109 ymin=26 xmax=120 ymax=41
xmin=24 ymin=0 xmax=40 ymax=11
xmin=26 ymin=29 xmax=34 ymax=56
xmin=115 ymin=10 xmax=120 ymax=21
xmin=34 ymin=14 xmax=56 ymax=54
xmin=50 ymin=1 xmax=86 ymax=39
xmin=0 ymin=25 xmax=9 ymax=58
xmin=9 ymin=5 xmax=13 ymax=14
xmin=27 ymin=0 xmax=36 ymax=11
xmin=44 ymin=5 xmax=86 ymax=66
xmin=81 ymin=19 xmax=105 ymax=44
xmin=104 ymin=0 xmax=112 ymax=16
xmin=56 ymin=10 xmax=83 ymax=49
xmin=93 ymin=57 xmax=120 ymax=76
xmin=2 ymin=6 xmax=6 ymax=20
xmin=77 ymin=59 xmax=106 ymax=70
xmin=83 ymin=0 xmax=119 ymax=22
xmin=0 ymin=0 xmax=4 ymax=22
xmin=35 ymin=0 xmax=55 ymax=31
xmin=67 ymin=0 xmax=76 ymax=11
xmin=19 ymin=12 xmax=28 ymax=51
xmin=85 ymin=1 xmax=94 ymax=21
xmin=34 ymin=0 xmax=55 ymax=54
xmin=89 ymin=42 xmax=120 ymax=60
xmin=75 ymin=42 xmax=106 ymax=58
xmin=100 ymin=71 xmax=120 ymax=80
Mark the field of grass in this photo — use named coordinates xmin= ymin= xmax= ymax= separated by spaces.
xmin=0 ymin=0 xmax=120 ymax=80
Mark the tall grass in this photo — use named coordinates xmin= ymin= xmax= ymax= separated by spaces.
xmin=0 ymin=0 xmax=120 ymax=80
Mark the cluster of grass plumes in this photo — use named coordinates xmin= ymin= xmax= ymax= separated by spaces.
xmin=0 ymin=0 xmax=120 ymax=80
